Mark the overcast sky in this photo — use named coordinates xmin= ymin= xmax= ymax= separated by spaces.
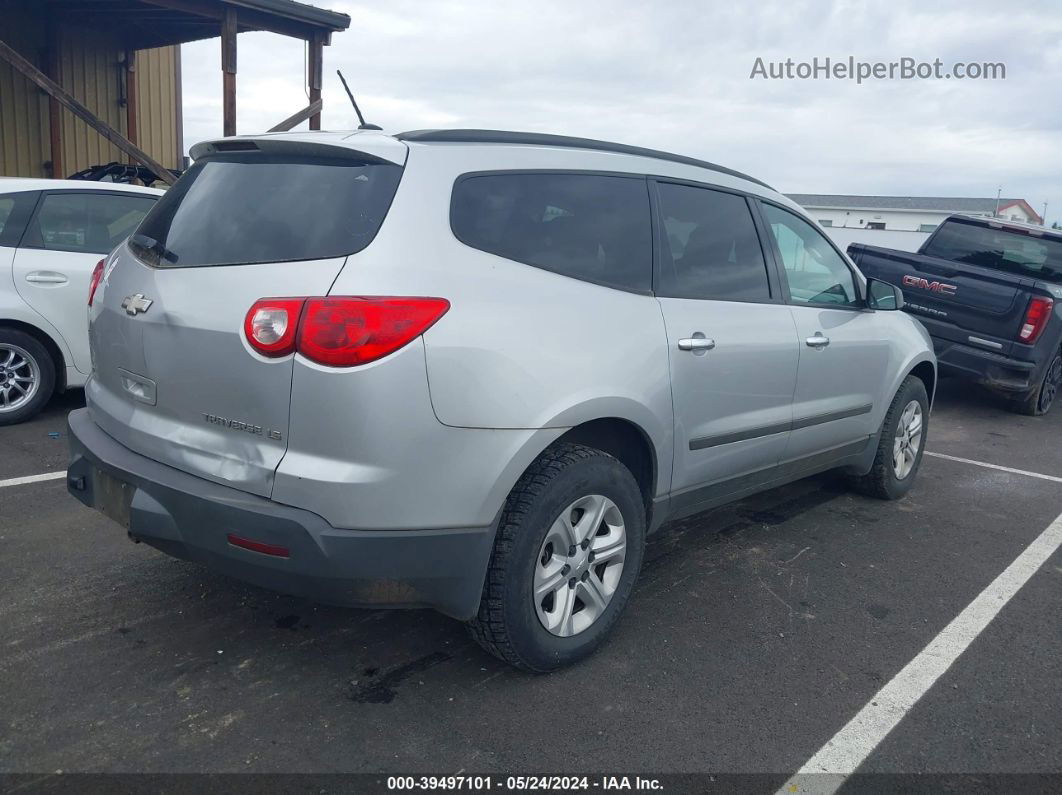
xmin=181 ymin=0 xmax=1062 ymax=224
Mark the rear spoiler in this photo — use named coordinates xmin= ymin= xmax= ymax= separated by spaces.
xmin=189 ymin=135 xmax=407 ymax=166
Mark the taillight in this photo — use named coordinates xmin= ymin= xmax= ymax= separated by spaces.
xmin=243 ymin=296 xmax=450 ymax=366
xmin=298 ymin=297 xmax=450 ymax=367
xmin=88 ymin=259 xmax=105 ymax=307
xmin=1018 ymin=296 xmax=1053 ymax=344
xmin=244 ymin=298 xmax=304 ymax=357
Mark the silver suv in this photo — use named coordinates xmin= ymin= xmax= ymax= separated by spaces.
xmin=67 ymin=129 xmax=936 ymax=671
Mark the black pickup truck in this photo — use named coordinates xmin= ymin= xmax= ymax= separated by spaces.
xmin=849 ymin=214 xmax=1062 ymax=415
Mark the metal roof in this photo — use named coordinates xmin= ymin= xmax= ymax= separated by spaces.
xmin=397 ymin=129 xmax=774 ymax=190
xmin=787 ymin=193 xmax=1030 ymax=215
xmin=39 ymin=0 xmax=350 ymax=48
xmin=226 ymin=0 xmax=350 ymax=29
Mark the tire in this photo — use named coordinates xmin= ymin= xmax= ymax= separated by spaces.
xmin=1008 ymin=351 xmax=1062 ymax=416
xmin=467 ymin=442 xmax=646 ymax=672
xmin=850 ymin=375 xmax=929 ymax=500
xmin=0 ymin=329 xmax=56 ymax=426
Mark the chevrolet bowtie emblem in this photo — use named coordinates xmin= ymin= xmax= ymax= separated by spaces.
xmin=121 ymin=293 xmax=154 ymax=316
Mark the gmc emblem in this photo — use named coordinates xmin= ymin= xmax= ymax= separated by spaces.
xmin=902 ymin=275 xmax=957 ymax=296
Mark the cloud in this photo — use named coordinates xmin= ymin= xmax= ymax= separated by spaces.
xmin=180 ymin=0 xmax=1062 ymax=223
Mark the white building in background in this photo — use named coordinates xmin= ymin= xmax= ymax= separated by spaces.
xmin=786 ymin=194 xmax=1044 ymax=253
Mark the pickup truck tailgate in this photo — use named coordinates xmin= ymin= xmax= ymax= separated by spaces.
xmin=850 ymin=245 xmax=1028 ymax=353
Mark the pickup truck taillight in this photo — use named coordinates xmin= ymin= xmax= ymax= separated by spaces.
xmin=244 ymin=296 xmax=450 ymax=366
xmin=1018 ymin=296 xmax=1053 ymax=344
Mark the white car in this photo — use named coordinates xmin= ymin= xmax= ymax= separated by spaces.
xmin=0 ymin=179 xmax=161 ymax=424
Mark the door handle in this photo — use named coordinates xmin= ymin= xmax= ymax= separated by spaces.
xmin=25 ymin=271 xmax=68 ymax=285
xmin=805 ymin=333 xmax=830 ymax=348
xmin=678 ymin=337 xmax=716 ymax=352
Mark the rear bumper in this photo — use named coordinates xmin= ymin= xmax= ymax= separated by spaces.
xmin=932 ymin=338 xmax=1039 ymax=393
xmin=66 ymin=408 xmax=495 ymax=620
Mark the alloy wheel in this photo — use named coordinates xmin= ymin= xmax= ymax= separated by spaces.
xmin=893 ymin=399 xmax=923 ymax=480
xmin=0 ymin=344 xmax=40 ymax=414
xmin=533 ymin=494 xmax=627 ymax=637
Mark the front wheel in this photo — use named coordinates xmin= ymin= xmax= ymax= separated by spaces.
xmin=467 ymin=443 xmax=646 ymax=672
xmin=1009 ymin=352 xmax=1062 ymax=416
xmin=850 ymin=375 xmax=929 ymax=500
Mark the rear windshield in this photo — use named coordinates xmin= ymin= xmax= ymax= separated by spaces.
xmin=131 ymin=154 xmax=402 ymax=267
xmin=922 ymin=219 xmax=1062 ymax=282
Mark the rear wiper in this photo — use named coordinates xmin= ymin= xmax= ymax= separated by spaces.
xmin=130 ymin=233 xmax=178 ymax=265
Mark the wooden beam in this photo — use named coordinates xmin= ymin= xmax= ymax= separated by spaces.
xmin=307 ymin=32 xmax=323 ymax=130
xmin=267 ymin=99 xmax=323 ymax=132
xmin=0 ymin=38 xmax=177 ymax=185
xmin=125 ymin=50 xmax=139 ymax=166
xmin=221 ymin=6 xmax=237 ymax=136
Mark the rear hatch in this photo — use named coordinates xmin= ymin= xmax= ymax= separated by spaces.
xmin=86 ymin=135 xmax=405 ymax=496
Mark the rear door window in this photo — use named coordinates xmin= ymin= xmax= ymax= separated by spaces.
xmin=132 ymin=155 xmax=403 ymax=268
xmin=451 ymin=172 xmax=652 ymax=293
xmin=23 ymin=192 xmax=155 ymax=255
xmin=655 ymin=182 xmax=772 ymax=302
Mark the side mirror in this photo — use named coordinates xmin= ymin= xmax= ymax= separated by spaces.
xmin=866 ymin=278 xmax=904 ymax=311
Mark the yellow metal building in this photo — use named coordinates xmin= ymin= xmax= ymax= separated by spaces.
xmin=1 ymin=0 xmax=349 ymax=181
xmin=1 ymin=0 xmax=182 ymax=178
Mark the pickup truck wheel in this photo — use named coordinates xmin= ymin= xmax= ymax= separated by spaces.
xmin=1010 ymin=352 xmax=1062 ymax=416
xmin=467 ymin=443 xmax=646 ymax=672
xmin=0 ymin=330 xmax=55 ymax=426
xmin=850 ymin=375 xmax=928 ymax=500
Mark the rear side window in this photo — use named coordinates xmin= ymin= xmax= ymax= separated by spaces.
xmin=23 ymin=192 xmax=155 ymax=255
xmin=655 ymin=182 xmax=771 ymax=302
xmin=922 ymin=219 xmax=1062 ymax=282
xmin=0 ymin=198 xmax=14 ymax=240
xmin=0 ymin=192 xmax=39 ymax=247
xmin=451 ymin=172 xmax=652 ymax=293
xmin=132 ymin=155 xmax=403 ymax=268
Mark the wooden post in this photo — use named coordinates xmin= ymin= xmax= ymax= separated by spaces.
xmin=307 ymin=32 xmax=323 ymax=130
xmin=125 ymin=49 xmax=138 ymax=166
xmin=46 ymin=28 xmax=62 ymax=178
xmin=0 ymin=39 xmax=177 ymax=185
xmin=221 ymin=7 xmax=237 ymax=136
xmin=174 ymin=44 xmax=184 ymax=169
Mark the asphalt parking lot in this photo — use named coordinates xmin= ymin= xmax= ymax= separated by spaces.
xmin=1 ymin=380 xmax=1060 ymax=790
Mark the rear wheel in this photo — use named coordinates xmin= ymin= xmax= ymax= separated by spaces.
xmin=0 ymin=329 xmax=55 ymax=426
xmin=1009 ymin=352 xmax=1062 ymax=416
xmin=850 ymin=375 xmax=928 ymax=500
xmin=467 ymin=443 xmax=646 ymax=672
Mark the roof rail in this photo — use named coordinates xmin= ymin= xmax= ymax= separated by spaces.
xmin=395 ymin=129 xmax=773 ymax=190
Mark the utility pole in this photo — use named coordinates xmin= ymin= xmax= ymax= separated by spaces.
xmin=1042 ymin=201 xmax=1048 ymax=226
xmin=994 ymin=186 xmax=1001 ymax=217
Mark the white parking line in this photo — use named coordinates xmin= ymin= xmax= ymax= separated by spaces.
xmin=0 ymin=471 xmax=65 ymax=489
xmin=925 ymin=451 xmax=1062 ymax=484
xmin=780 ymin=509 xmax=1062 ymax=795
